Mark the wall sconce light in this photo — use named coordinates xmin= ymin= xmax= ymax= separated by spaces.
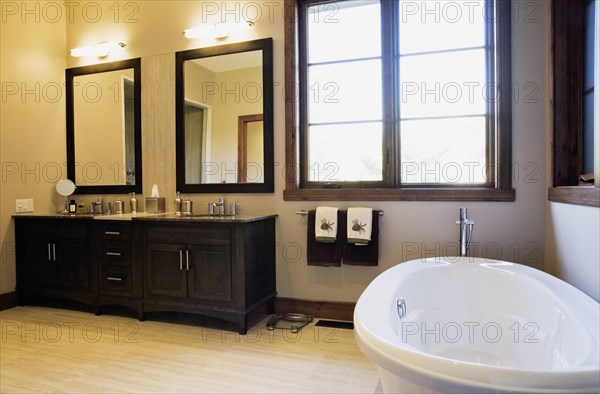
xmin=70 ymin=42 xmax=126 ymax=58
xmin=184 ymin=21 xmax=254 ymax=40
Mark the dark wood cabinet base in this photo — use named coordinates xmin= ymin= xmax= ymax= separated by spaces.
xmin=14 ymin=215 xmax=277 ymax=335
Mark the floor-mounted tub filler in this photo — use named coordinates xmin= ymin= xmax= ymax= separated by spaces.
xmin=354 ymin=257 xmax=600 ymax=394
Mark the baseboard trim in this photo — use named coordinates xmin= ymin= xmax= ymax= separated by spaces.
xmin=0 ymin=292 xmax=18 ymax=311
xmin=274 ymin=297 xmax=355 ymax=321
xmin=2 ymin=292 xmax=355 ymax=321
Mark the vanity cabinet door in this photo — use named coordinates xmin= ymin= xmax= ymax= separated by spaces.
xmin=15 ymin=217 xmax=94 ymax=305
xmin=145 ymin=242 xmax=188 ymax=299
xmin=54 ymin=236 xmax=91 ymax=289
xmin=22 ymin=237 xmax=58 ymax=288
xmin=187 ymin=243 xmax=232 ymax=303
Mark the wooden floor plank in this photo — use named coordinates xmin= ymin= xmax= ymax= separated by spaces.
xmin=0 ymin=306 xmax=380 ymax=393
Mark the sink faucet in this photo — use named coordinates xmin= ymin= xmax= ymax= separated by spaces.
xmin=456 ymin=207 xmax=475 ymax=257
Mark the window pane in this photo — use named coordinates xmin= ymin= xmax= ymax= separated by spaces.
xmin=583 ymin=0 xmax=596 ymax=90
xmin=401 ymin=117 xmax=487 ymax=184
xmin=309 ymin=59 xmax=382 ymax=124
xmin=583 ymin=91 xmax=595 ymax=174
xmin=582 ymin=0 xmax=595 ymax=174
xmin=308 ymin=0 xmax=381 ymax=64
xmin=308 ymin=123 xmax=382 ymax=182
xmin=400 ymin=49 xmax=487 ymax=119
xmin=399 ymin=0 xmax=486 ymax=55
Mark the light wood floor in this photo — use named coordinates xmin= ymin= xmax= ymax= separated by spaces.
xmin=0 ymin=306 xmax=381 ymax=393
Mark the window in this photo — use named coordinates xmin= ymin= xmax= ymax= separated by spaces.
xmin=284 ymin=0 xmax=514 ymax=201
xmin=549 ymin=0 xmax=599 ymax=207
xmin=582 ymin=0 xmax=596 ymax=176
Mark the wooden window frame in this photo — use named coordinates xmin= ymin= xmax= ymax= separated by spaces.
xmin=548 ymin=0 xmax=600 ymax=208
xmin=283 ymin=0 xmax=515 ymax=201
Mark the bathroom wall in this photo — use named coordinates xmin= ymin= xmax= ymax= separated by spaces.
xmin=545 ymin=204 xmax=600 ymax=301
xmin=0 ymin=1 xmax=67 ymax=294
xmin=1 ymin=1 xmax=577 ymax=304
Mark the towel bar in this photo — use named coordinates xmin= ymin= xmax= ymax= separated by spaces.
xmin=296 ymin=210 xmax=384 ymax=217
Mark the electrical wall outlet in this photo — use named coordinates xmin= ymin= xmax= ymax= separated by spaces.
xmin=15 ymin=199 xmax=34 ymax=213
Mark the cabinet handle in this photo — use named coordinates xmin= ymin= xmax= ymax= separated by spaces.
xmin=106 ymin=276 xmax=123 ymax=282
xmin=52 ymin=243 xmax=56 ymax=261
xmin=47 ymin=243 xmax=51 ymax=261
xmin=186 ymin=250 xmax=190 ymax=271
xmin=179 ymin=250 xmax=183 ymax=271
xmin=106 ymin=252 xmax=122 ymax=256
xmin=104 ymin=231 xmax=121 ymax=235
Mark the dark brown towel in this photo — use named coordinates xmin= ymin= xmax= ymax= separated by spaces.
xmin=307 ymin=210 xmax=343 ymax=267
xmin=343 ymin=210 xmax=379 ymax=266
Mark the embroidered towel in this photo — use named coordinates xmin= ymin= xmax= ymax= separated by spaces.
xmin=315 ymin=206 xmax=338 ymax=243
xmin=343 ymin=210 xmax=379 ymax=266
xmin=347 ymin=207 xmax=373 ymax=244
xmin=307 ymin=210 xmax=342 ymax=267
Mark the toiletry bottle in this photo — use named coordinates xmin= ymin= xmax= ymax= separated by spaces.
xmin=175 ymin=191 xmax=182 ymax=215
xmin=69 ymin=200 xmax=77 ymax=213
xmin=115 ymin=198 xmax=124 ymax=214
xmin=77 ymin=198 xmax=85 ymax=214
xmin=130 ymin=192 xmax=137 ymax=213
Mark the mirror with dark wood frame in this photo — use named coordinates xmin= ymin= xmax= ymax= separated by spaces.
xmin=176 ymin=38 xmax=274 ymax=193
xmin=66 ymin=58 xmax=142 ymax=194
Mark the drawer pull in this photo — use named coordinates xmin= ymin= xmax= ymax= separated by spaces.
xmin=104 ymin=231 xmax=121 ymax=235
xmin=106 ymin=252 xmax=122 ymax=256
xmin=47 ymin=243 xmax=56 ymax=261
xmin=106 ymin=276 xmax=123 ymax=282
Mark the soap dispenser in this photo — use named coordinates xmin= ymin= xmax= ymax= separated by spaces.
xmin=175 ymin=191 xmax=182 ymax=215
xmin=130 ymin=192 xmax=137 ymax=214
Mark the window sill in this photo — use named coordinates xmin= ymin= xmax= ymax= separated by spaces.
xmin=284 ymin=187 xmax=516 ymax=202
xmin=548 ymin=186 xmax=600 ymax=207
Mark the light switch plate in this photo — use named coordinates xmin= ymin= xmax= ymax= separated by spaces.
xmin=15 ymin=199 xmax=34 ymax=213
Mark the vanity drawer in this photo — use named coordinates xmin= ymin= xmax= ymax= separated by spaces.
xmin=99 ymin=265 xmax=134 ymax=295
xmin=97 ymin=223 xmax=132 ymax=241
xmin=99 ymin=240 xmax=131 ymax=265
xmin=145 ymin=224 xmax=230 ymax=244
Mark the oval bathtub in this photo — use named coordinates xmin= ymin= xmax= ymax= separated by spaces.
xmin=354 ymin=257 xmax=600 ymax=394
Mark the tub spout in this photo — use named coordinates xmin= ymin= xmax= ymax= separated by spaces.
xmin=456 ymin=207 xmax=474 ymax=257
xmin=396 ymin=298 xmax=406 ymax=319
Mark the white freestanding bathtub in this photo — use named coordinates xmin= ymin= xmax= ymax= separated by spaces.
xmin=354 ymin=257 xmax=600 ymax=393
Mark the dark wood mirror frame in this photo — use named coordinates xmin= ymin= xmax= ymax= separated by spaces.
xmin=66 ymin=58 xmax=142 ymax=194
xmin=175 ymin=38 xmax=274 ymax=193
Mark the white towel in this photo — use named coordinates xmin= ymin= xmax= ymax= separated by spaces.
xmin=347 ymin=207 xmax=372 ymax=245
xmin=315 ymin=206 xmax=338 ymax=243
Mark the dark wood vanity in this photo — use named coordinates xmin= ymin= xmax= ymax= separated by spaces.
xmin=14 ymin=213 xmax=277 ymax=334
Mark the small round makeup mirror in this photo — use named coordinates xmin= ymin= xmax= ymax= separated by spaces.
xmin=56 ymin=179 xmax=76 ymax=212
xmin=56 ymin=179 xmax=76 ymax=196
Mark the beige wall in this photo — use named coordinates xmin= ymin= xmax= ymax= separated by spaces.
xmin=1 ymin=0 xmax=67 ymax=293
xmin=1 ymin=1 xmax=596 ymax=304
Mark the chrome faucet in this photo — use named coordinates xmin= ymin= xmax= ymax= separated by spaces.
xmin=456 ymin=207 xmax=475 ymax=257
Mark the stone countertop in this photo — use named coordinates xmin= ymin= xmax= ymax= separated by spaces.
xmin=13 ymin=212 xmax=277 ymax=223
xmin=135 ymin=213 xmax=278 ymax=223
